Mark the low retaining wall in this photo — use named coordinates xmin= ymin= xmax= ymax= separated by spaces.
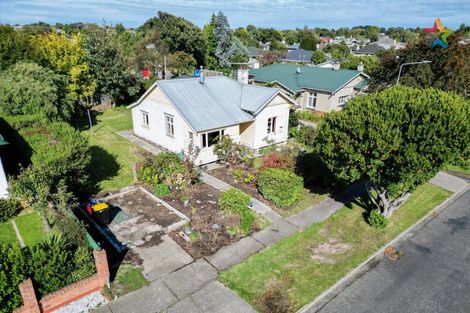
xmin=14 ymin=249 xmax=109 ymax=313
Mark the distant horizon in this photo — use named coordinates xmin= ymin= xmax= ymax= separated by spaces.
xmin=0 ymin=0 xmax=468 ymax=30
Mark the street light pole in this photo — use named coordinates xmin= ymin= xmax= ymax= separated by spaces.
xmin=396 ymin=60 xmax=432 ymax=85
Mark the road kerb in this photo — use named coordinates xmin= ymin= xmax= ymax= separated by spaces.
xmin=297 ymin=184 xmax=469 ymax=313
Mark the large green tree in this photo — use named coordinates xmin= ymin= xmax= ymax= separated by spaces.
xmin=0 ymin=25 xmax=36 ymax=70
xmin=315 ymin=87 xmax=470 ymax=217
xmin=140 ymin=11 xmax=206 ymax=66
xmin=370 ymin=34 xmax=470 ymax=98
xmin=83 ymin=25 xmax=141 ymax=106
xmin=0 ymin=62 xmax=73 ymax=119
xmin=341 ymin=54 xmax=380 ymax=74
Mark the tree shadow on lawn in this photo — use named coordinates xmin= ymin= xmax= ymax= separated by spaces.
xmin=71 ymin=109 xmax=103 ymax=132
xmin=82 ymin=145 xmax=121 ymax=197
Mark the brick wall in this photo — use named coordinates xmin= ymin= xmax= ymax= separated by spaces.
xmin=13 ymin=249 xmax=109 ymax=313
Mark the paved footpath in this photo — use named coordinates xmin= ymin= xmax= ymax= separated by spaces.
xmin=95 ymin=171 xmax=466 ymax=313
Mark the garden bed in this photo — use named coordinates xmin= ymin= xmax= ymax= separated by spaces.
xmin=209 ymin=165 xmax=328 ymax=217
xmin=166 ymin=182 xmax=268 ymax=259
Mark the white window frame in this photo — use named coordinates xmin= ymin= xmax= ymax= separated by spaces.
xmin=338 ymin=95 xmax=348 ymax=106
xmin=141 ymin=110 xmax=149 ymax=127
xmin=307 ymin=92 xmax=317 ymax=109
xmin=267 ymin=117 xmax=277 ymax=134
xmin=165 ymin=113 xmax=174 ymax=137
xmin=201 ymin=129 xmax=225 ymax=149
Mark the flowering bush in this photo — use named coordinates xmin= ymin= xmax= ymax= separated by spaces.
xmin=260 ymin=152 xmax=295 ymax=171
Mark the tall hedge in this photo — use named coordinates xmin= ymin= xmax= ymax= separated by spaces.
xmin=0 ymin=243 xmax=25 ymax=313
xmin=258 ymin=168 xmax=303 ymax=208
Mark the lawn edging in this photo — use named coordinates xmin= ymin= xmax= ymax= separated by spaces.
xmin=297 ymin=184 xmax=469 ymax=313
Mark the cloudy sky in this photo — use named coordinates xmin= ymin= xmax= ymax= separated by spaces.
xmin=0 ymin=0 xmax=468 ymax=29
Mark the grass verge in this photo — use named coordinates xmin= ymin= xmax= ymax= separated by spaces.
xmin=219 ymin=183 xmax=451 ymax=312
xmin=281 ymin=189 xmax=328 ymax=218
xmin=83 ymin=108 xmax=146 ymax=193
xmin=15 ymin=212 xmax=48 ymax=246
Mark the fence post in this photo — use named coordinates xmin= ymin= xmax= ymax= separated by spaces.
xmin=93 ymin=249 xmax=110 ymax=288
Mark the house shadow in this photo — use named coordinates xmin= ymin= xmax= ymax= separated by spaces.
xmin=81 ymin=145 xmax=121 ymax=198
xmin=0 ymin=117 xmax=33 ymax=175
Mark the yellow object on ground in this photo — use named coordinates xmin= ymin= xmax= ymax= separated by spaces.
xmin=92 ymin=202 xmax=109 ymax=212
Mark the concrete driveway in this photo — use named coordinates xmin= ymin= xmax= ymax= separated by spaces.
xmin=319 ymin=189 xmax=470 ymax=313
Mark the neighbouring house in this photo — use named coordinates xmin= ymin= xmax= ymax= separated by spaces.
xmin=352 ymin=43 xmax=385 ymax=56
xmin=281 ymin=48 xmax=313 ymax=64
xmin=0 ymin=135 xmax=9 ymax=198
xmin=247 ymin=46 xmax=262 ymax=58
xmin=287 ymin=43 xmax=300 ymax=51
xmin=129 ymin=75 xmax=295 ymax=165
xmin=249 ymin=63 xmax=369 ymax=113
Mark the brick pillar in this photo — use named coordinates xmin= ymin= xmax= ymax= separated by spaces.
xmin=93 ymin=249 xmax=110 ymax=287
xmin=15 ymin=279 xmax=40 ymax=313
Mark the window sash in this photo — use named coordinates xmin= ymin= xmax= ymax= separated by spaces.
xmin=267 ymin=117 xmax=277 ymax=134
xmin=165 ymin=114 xmax=174 ymax=136
xmin=307 ymin=93 xmax=317 ymax=108
xmin=141 ymin=111 xmax=149 ymax=126
xmin=339 ymin=96 xmax=348 ymax=104
xmin=201 ymin=129 xmax=225 ymax=148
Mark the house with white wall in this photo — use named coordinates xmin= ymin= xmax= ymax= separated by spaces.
xmin=129 ymin=76 xmax=294 ymax=165
xmin=249 ymin=63 xmax=369 ymax=113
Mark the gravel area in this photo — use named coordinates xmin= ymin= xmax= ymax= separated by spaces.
xmin=53 ymin=291 xmax=107 ymax=313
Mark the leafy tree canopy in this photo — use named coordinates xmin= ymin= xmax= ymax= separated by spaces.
xmin=0 ymin=62 xmax=73 ymax=120
xmin=312 ymin=50 xmax=327 ymax=64
xmin=315 ymin=86 xmax=470 ymax=216
xmin=341 ymin=54 xmax=380 ymax=74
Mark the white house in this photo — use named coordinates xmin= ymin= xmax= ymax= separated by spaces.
xmin=129 ymin=76 xmax=294 ymax=165
xmin=0 ymin=135 xmax=9 ymax=199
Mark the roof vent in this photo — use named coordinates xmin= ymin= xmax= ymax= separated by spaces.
xmin=296 ymin=66 xmax=302 ymax=74
xmin=199 ymin=66 xmax=204 ymax=84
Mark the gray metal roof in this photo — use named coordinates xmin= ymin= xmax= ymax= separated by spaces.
xmin=157 ymin=76 xmax=278 ymax=132
xmin=282 ymin=48 xmax=312 ymax=63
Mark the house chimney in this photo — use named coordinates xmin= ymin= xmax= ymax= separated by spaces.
xmin=199 ymin=66 xmax=204 ymax=84
xmin=237 ymin=68 xmax=249 ymax=85
xmin=357 ymin=62 xmax=364 ymax=72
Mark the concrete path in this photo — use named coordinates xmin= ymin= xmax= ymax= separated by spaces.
xmin=317 ymin=189 xmax=470 ymax=313
xmin=11 ymin=220 xmax=25 ymax=247
xmin=430 ymin=171 xmax=468 ymax=193
xmin=117 ymin=130 xmax=164 ymax=155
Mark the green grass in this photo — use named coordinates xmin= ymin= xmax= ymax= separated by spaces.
xmin=281 ymin=188 xmax=328 ymax=218
xmin=83 ymin=107 xmax=146 ymax=193
xmin=219 ymin=183 xmax=451 ymax=312
xmin=444 ymin=163 xmax=470 ymax=176
xmin=108 ymin=264 xmax=149 ymax=297
xmin=0 ymin=221 xmax=18 ymax=245
xmin=15 ymin=212 xmax=48 ymax=246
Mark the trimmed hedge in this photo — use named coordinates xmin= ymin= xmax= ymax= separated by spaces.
xmin=0 ymin=199 xmax=20 ymax=222
xmin=258 ymin=168 xmax=303 ymax=208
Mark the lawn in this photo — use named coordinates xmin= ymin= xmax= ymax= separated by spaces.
xmin=444 ymin=162 xmax=470 ymax=177
xmin=83 ymin=107 xmax=146 ymax=193
xmin=282 ymin=188 xmax=328 ymax=217
xmin=0 ymin=221 xmax=18 ymax=245
xmin=15 ymin=212 xmax=48 ymax=246
xmin=219 ymin=183 xmax=451 ymax=312
xmin=106 ymin=264 xmax=149 ymax=297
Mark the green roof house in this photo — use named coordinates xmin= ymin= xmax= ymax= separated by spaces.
xmin=249 ymin=63 xmax=369 ymax=113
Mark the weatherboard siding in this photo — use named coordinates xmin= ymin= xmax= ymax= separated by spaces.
xmin=330 ymin=75 xmax=366 ymax=111
xmin=132 ymin=86 xmax=193 ymax=154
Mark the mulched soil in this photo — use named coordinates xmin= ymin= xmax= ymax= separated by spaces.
xmin=165 ymin=182 xmax=261 ymax=259
xmin=209 ymin=165 xmax=285 ymax=213
xmin=107 ymin=188 xmax=180 ymax=228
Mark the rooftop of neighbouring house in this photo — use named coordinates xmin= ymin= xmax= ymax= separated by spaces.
xmin=282 ymin=48 xmax=313 ymax=63
xmin=143 ymin=76 xmax=281 ymax=132
xmin=249 ymin=63 xmax=367 ymax=94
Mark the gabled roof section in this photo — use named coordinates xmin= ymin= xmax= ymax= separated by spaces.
xmin=353 ymin=43 xmax=385 ymax=55
xmin=249 ymin=63 xmax=365 ymax=94
xmin=282 ymin=49 xmax=312 ymax=63
xmin=133 ymin=76 xmax=279 ymax=132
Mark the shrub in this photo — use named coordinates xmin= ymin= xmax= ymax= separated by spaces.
xmin=219 ymin=188 xmax=255 ymax=233
xmin=232 ymin=168 xmax=256 ymax=184
xmin=297 ymin=110 xmax=323 ymax=123
xmin=0 ymin=243 xmax=26 ymax=313
xmin=153 ymin=183 xmax=171 ymax=197
xmin=256 ymin=280 xmax=293 ymax=313
xmin=0 ymin=199 xmax=20 ymax=222
xmin=258 ymin=168 xmax=303 ymax=208
xmin=260 ymin=152 xmax=295 ymax=171
xmin=213 ymin=135 xmax=250 ymax=167
xmin=139 ymin=152 xmax=187 ymax=189
xmin=367 ymin=209 xmax=389 ymax=229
